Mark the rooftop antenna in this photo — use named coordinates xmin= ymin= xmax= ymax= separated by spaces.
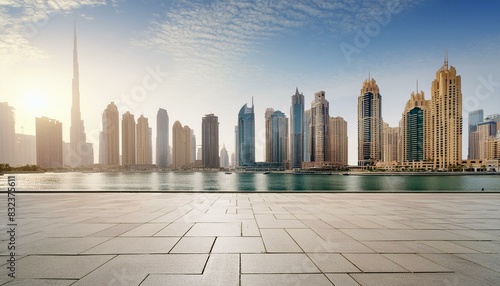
xmin=416 ymin=80 xmax=419 ymax=93
xmin=368 ymin=68 xmax=371 ymax=81
xmin=444 ymin=49 xmax=448 ymax=69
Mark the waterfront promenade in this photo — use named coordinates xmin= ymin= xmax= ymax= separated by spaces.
xmin=1 ymin=193 xmax=499 ymax=285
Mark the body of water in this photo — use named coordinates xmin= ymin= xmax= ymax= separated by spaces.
xmin=1 ymin=172 xmax=499 ymax=192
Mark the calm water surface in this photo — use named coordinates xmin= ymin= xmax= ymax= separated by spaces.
xmin=2 ymin=172 xmax=499 ymax=192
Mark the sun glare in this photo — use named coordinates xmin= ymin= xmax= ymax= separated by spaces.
xmin=24 ymin=90 xmax=47 ymax=114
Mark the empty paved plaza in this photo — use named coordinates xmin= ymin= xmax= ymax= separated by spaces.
xmin=1 ymin=193 xmax=500 ymax=285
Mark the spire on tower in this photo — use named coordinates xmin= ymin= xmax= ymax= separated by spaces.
xmin=444 ymin=50 xmax=449 ymax=70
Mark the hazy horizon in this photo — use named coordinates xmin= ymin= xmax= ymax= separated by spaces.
xmin=1 ymin=0 xmax=499 ymax=165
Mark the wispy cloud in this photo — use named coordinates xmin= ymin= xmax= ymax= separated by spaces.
xmin=0 ymin=0 xmax=115 ymax=64
xmin=135 ymin=0 xmax=420 ymax=83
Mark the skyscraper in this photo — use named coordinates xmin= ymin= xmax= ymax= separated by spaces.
xmin=290 ymin=88 xmax=305 ymax=169
xmin=156 ymin=108 xmax=169 ymax=168
xmin=468 ymin=109 xmax=484 ymax=160
xmin=430 ymin=56 xmax=462 ymax=169
xmin=478 ymin=121 xmax=497 ymax=160
xmin=122 ymin=112 xmax=136 ymax=166
xmin=101 ymin=102 xmax=119 ymax=165
xmin=264 ymin=108 xmax=275 ymax=162
xmin=136 ymin=115 xmax=152 ymax=165
xmin=303 ymin=109 xmax=311 ymax=162
xmin=36 ymin=117 xmax=63 ymax=168
xmin=172 ymin=121 xmax=192 ymax=169
xmin=382 ymin=123 xmax=400 ymax=163
xmin=401 ymin=90 xmax=431 ymax=162
xmin=220 ymin=144 xmax=229 ymax=168
xmin=269 ymin=110 xmax=288 ymax=165
xmin=328 ymin=116 xmax=348 ymax=166
xmin=202 ymin=113 xmax=219 ymax=168
xmin=237 ymin=101 xmax=255 ymax=166
xmin=69 ymin=26 xmax=92 ymax=167
xmin=0 ymin=102 xmax=15 ymax=165
xmin=310 ymin=91 xmax=329 ymax=162
xmin=358 ymin=78 xmax=382 ymax=166
xmin=14 ymin=134 xmax=36 ymax=167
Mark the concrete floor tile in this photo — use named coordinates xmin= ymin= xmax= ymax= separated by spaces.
xmin=383 ymin=254 xmax=452 ymax=272
xmin=16 ymin=255 xmax=113 ymax=279
xmin=83 ymin=237 xmax=179 ymax=254
xmin=170 ymin=237 xmax=215 ymax=253
xmin=154 ymin=222 xmax=194 ymax=236
xmin=186 ymin=222 xmax=241 ymax=236
xmin=242 ymin=220 xmax=261 ymax=236
xmin=89 ymin=223 xmax=140 ymax=236
xmin=308 ymin=253 xmax=361 ymax=273
xmin=325 ymin=274 xmax=361 ymax=286
xmin=422 ymin=241 xmax=479 ymax=254
xmin=2 ymin=279 xmax=76 ymax=286
xmin=241 ymin=254 xmax=319 ymax=274
xmin=241 ymin=274 xmax=333 ymax=286
xmin=260 ymin=229 xmax=302 ymax=253
xmin=120 ymin=223 xmax=167 ymax=236
xmin=343 ymin=254 xmax=408 ymax=273
xmin=212 ymin=237 xmax=265 ymax=253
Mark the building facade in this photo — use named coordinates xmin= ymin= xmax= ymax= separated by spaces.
xmin=269 ymin=110 xmax=288 ymax=165
xmin=290 ymin=88 xmax=305 ymax=169
xmin=237 ymin=102 xmax=255 ymax=166
xmin=156 ymin=108 xmax=169 ymax=168
xmin=328 ymin=116 xmax=348 ymax=166
xmin=382 ymin=123 xmax=400 ymax=163
xmin=358 ymin=78 xmax=382 ymax=166
xmin=468 ymin=109 xmax=484 ymax=160
xmin=202 ymin=113 xmax=219 ymax=168
xmin=172 ymin=121 xmax=192 ymax=169
xmin=122 ymin=112 xmax=136 ymax=166
xmin=0 ymin=102 xmax=15 ymax=165
xmin=36 ymin=117 xmax=63 ymax=168
xmin=264 ymin=108 xmax=274 ymax=162
xmin=101 ymin=102 xmax=120 ymax=165
xmin=310 ymin=91 xmax=329 ymax=162
xmin=430 ymin=58 xmax=462 ymax=169
xmin=401 ymin=91 xmax=431 ymax=162
xmin=136 ymin=115 xmax=152 ymax=165
xmin=303 ymin=109 xmax=311 ymax=162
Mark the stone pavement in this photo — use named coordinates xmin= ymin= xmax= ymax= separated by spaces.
xmin=1 ymin=193 xmax=500 ymax=285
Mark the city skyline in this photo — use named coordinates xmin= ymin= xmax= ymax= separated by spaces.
xmin=1 ymin=1 xmax=499 ymax=165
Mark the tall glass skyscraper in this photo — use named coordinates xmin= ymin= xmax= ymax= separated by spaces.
xmin=290 ymin=88 xmax=304 ymax=169
xmin=358 ymin=78 xmax=382 ymax=166
xmin=237 ymin=101 xmax=255 ymax=166
xmin=303 ymin=109 xmax=311 ymax=162
xmin=202 ymin=113 xmax=219 ymax=168
xmin=270 ymin=110 xmax=288 ymax=165
xmin=156 ymin=108 xmax=169 ymax=168
xmin=311 ymin=91 xmax=329 ymax=162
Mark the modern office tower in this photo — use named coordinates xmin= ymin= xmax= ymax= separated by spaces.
xmin=231 ymin=152 xmax=236 ymax=169
xmin=484 ymin=114 xmax=500 ymax=134
xmin=148 ymin=127 xmax=153 ymax=164
xmin=269 ymin=110 xmax=288 ymax=165
xmin=14 ymin=134 xmax=36 ymax=166
xmin=401 ymin=90 xmax=431 ymax=162
xmin=264 ymin=108 xmax=275 ymax=162
xmin=202 ymin=113 xmax=220 ymax=168
xmin=99 ymin=132 xmax=106 ymax=164
xmin=101 ymin=102 xmax=119 ymax=165
xmin=382 ymin=123 xmax=400 ymax=162
xmin=310 ymin=91 xmax=329 ymax=162
xmin=122 ymin=112 xmax=136 ymax=166
xmin=36 ymin=117 xmax=63 ymax=168
xmin=190 ymin=130 xmax=196 ymax=164
xmin=468 ymin=109 xmax=484 ymax=159
xmin=234 ymin=126 xmax=239 ymax=167
xmin=478 ymin=121 xmax=498 ymax=160
xmin=430 ymin=56 xmax=462 ymax=169
xmin=329 ymin=116 xmax=348 ymax=166
xmin=156 ymin=108 xmax=169 ymax=168
xmin=303 ymin=109 xmax=311 ymax=162
xmin=69 ymin=26 xmax=93 ymax=167
xmin=220 ymin=144 xmax=229 ymax=168
xmin=172 ymin=121 xmax=192 ymax=169
xmin=0 ymin=102 xmax=15 ymax=165
xmin=290 ymin=88 xmax=305 ymax=169
xmin=237 ymin=100 xmax=255 ymax=166
xmin=358 ymin=77 xmax=382 ymax=166
xmin=136 ymin=115 xmax=152 ymax=165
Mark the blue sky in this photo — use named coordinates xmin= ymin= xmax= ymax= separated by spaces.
xmin=1 ymin=0 xmax=499 ymax=164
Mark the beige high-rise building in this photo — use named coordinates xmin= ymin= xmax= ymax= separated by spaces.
xmin=430 ymin=58 xmax=462 ymax=169
xmin=0 ymin=102 xmax=15 ymax=165
xmin=328 ymin=116 xmax=348 ymax=166
xmin=310 ymin=91 xmax=329 ymax=162
xmin=172 ymin=121 xmax=192 ymax=169
xmin=264 ymin=108 xmax=274 ymax=162
xmin=382 ymin=122 xmax=400 ymax=163
xmin=101 ymin=102 xmax=119 ymax=165
xmin=401 ymin=90 xmax=432 ymax=162
xmin=136 ymin=115 xmax=152 ymax=165
xmin=36 ymin=117 xmax=63 ymax=168
xmin=122 ymin=112 xmax=136 ymax=166
xmin=358 ymin=78 xmax=382 ymax=166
